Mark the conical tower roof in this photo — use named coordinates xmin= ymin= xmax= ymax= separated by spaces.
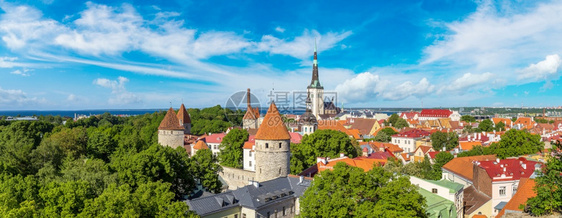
xmin=158 ymin=107 xmax=184 ymax=130
xmin=255 ymin=102 xmax=291 ymax=140
xmin=177 ymin=104 xmax=191 ymax=124
xmin=193 ymin=140 xmax=209 ymax=150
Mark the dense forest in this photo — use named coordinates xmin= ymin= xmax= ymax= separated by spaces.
xmin=0 ymin=105 xmax=238 ymax=217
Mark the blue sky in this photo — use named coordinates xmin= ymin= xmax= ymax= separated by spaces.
xmin=1 ymin=0 xmax=561 ymax=110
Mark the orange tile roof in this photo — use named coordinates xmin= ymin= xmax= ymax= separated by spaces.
xmin=347 ymin=129 xmax=361 ymax=139
xmin=255 ymin=102 xmax=291 ymax=140
xmin=176 ymin=104 xmax=191 ymax=124
xmin=492 ymin=118 xmax=512 ymax=126
xmin=158 ymin=107 xmax=184 ymax=130
xmin=496 ymin=178 xmax=536 ymax=218
xmin=459 ymin=141 xmax=482 ymax=151
xmin=515 ymin=117 xmax=535 ymax=129
xmin=417 ymin=145 xmax=433 ymax=154
xmin=193 ymin=140 xmax=209 ymax=150
xmin=317 ymin=156 xmax=386 ymax=173
xmin=243 ymin=141 xmax=254 ymax=149
xmin=386 ymin=143 xmax=404 ymax=153
xmin=472 ymin=215 xmax=487 ymax=218
xmin=442 ymin=155 xmax=496 ymax=181
xmin=243 ymin=106 xmax=260 ymax=120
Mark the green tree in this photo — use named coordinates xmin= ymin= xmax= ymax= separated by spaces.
xmin=495 ymin=121 xmax=506 ymax=131
xmin=218 ymin=128 xmax=249 ymax=168
xmin=388 ymin=114 xmax=399 ymax=126
xmin=493 ymin=129 xmax=543 ymax=159
xmin=80 ymin=182 xmax=195 ymax=217
xmin=460 ymin=115 xmax=476 ymax=123
xmin=86 ymin=131 xmax=116 ymax=162
xmin=430 ymin=131 xmax=458 ymax=151
xmin=394 ymin=118 xmax=410 ymax=129
xmin=300 ymin=163 xmax=427 ymax=217
xmin=290 ymin=129 xmax=359 ymax=174
xmin=111 ymin=144 xmax=195 ymax=199
xmin=60 ymin=158 xmax=117 ymax=196
xmin=192 ymin=149 xmax=222 ymax=193
xmin=39 ymin=180 xmax=95 ymax=217
xmin=374 ymin=131 xmax=390 ymax=142
xmin=430 ymin=152 xmax=454 ymax=180
xmin=526 ymin=142 xmax=562 ymax=216
xmin=478 ymin=119 xmax=494 ymax=132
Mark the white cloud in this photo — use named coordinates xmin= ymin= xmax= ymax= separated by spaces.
xmin=335 ymin=72 xmax=434 ymax=102
xmin=423 ymin=1 xmax=562 ymax=70
xmin=0 ymin=86 xmax=40 ymax=105
xmin=440 ymin=72 xmax=494 ymax=93
xmin=275 ymin=26 xmax=285 ymax=33
xmin=254 ymin=30 xmax=352 ymax=61
xmin=518 ymin=54 xmax=561 ymax=81
xmin=93 ymin=76 xmax=141 ymax=105
xmin=10 ymin=69 xmax=30 ymax=76
xmin=0 ymin=3 xmax=66 ymax=50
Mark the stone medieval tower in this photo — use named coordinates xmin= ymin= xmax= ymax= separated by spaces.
xmin=158 ymin=107 xmax=186 ymax=149
xmin=307 ymin=42 xmax=324 ymax=119
xmin=177 ymin=104 xmax=191 ymax=134
xmin=254 ymin=102 xmax=291 ymax=182
xmin=242 ymin=88 xmax=260 ymax=130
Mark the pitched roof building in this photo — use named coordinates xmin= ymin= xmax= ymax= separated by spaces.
xmin=255 ymin=102 xmax=291 ymax=140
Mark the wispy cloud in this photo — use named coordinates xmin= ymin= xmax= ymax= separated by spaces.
xmin=0 ymin=86 xmax=42 ymax=106
xmin=9 ymin=69 xmax=30 ymax=76
xmin=93 ymin=76 xmax=141 ymax=105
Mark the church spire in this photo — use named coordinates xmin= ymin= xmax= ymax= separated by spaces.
xmin=308 ymin=39 xmax=322 ymax=89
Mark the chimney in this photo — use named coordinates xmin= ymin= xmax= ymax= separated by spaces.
xmin=340 ymin=153 xmax=345 ymax=158
xmin=522 ymin=163 xmax=527 ymax=170
xmin=247 ymin=88 xmax=251 ymax=108
xmin=317 ymin=157 xmax=327 ymax=164
xmin=496 ymin=158 xmax=500 ymax=163
xmin=299 ymin=176 xmax=304 ymax=183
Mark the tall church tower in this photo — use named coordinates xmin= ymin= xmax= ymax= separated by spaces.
xmin=307 ymin=41 xmax=324 ymax=119
xmin=254 ymin=102 xmax=291 ymax=182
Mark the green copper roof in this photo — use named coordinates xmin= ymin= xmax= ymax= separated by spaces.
xmin=417 ymin=188 xmax=457 ymax=218
xmin=423 ymin=179 xmax=464 ymax=193
xmin=308 ymin=80 xmax=323 ymax=88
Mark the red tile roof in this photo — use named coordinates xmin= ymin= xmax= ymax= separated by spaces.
xmin=158 ymin=107 xmax=184 ymax=130
xmin=394 ymin=128 xmax=431 ymax=138
xmin=442 ymin=155 xmax=496 ymax=181
xmin=420 ymin=109 xmax=452 ymax=118
xmin=400 ymin=111 xmax=419 ymax=119
xmin=289 ymin=132 xmax=302 ymax=143
xmin=176 ymin=104 xmax=191 ymax=124
xmin=476 ymin=157 xmax=541 ymax=182
xmin=459 ymin=133 xmax=490 ymax=142
xmin=255 ymin=102 xmax=291 ymax=140
xmin=428 ymin=151 xmax=440 ymax=159
xmin=496 ymin=178 xmax=536 ymax=217
xmin=204 ymin=133 xmax=226 ymax=144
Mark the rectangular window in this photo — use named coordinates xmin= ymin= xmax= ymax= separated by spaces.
xmin=249 ymin=161 xmax=252 ymax=167
xmin=279 ymin=143 xmax=282 ymax=148
xmin=267 ymin=212 xmax=270 ymax=218
xmin=283 ymin=207 xmax=286 ymax=216
xmin=432 ymin=188 xmax=438 ymax=194
xmin=265 ymin=143 xmax=269 ymax=148
xmin=499 ymin=186 xmax=506 ymax=196
xmin=234 ymin=215 xmax=238 ymax=218
xmin=249 ymin=151 xmax=252 ymax=157
xmin=513 ymin=186 xmax=518 ymax=196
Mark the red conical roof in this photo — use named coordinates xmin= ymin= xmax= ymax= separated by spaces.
xmin=158 ymin=107 xmax=184 ymax=130
xmin=177 ymin=104 xmax=191 ymax=124
xmin=255 ymin=102 xmax=291 ymax=140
